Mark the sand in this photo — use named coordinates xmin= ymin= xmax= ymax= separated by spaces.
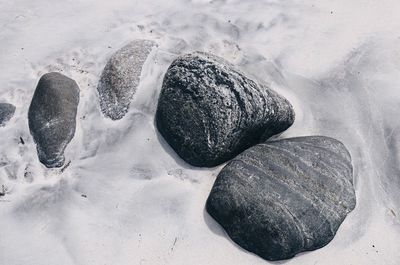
xmin=0 ymin=0 xmax=399 ymax=264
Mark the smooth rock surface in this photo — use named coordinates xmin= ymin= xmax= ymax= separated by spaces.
xmin=0 ymin=103 xmax=15 ymax=126
xmin=97 ymin=39 xmax=156 ymax=120
xmin=28 ymin=72 xmax=80 ymax=168
xmin=156 ymin=52 xmax=295 ymax=167
xmin=206 ymin=136 xmax=356 ymax=261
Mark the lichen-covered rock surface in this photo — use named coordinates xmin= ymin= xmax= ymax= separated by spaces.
xmin=0 ymin=103 xmax=15 ymax=127
xmin=156 ymin=52 xmax=295 ymax=167
xmin=28 ymin=72 xmax=80 ymax=168
xmin=206 ymin=136 xmax=356 ymax=261
xmin=97 ymin=39 xmax=156 ymax=120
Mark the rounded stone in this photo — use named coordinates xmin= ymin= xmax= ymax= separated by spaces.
xmin=156 ymin=52 xmax=295 ymax=167
xmin=206 ymin=136 xmax=356 ymax=261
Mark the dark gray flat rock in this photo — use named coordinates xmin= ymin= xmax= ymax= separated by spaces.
xmin=0 ymin=103 xmax=15 ymax=127
xmin=97 ymin=39 xmax=156 ymax=120
xmin=206 ymin=136 xmax=356 ymax=261
xmin=28 ymin=72 xmax=80 ymax=168
xmin=156 ymin=52 xmax=295 ymax=167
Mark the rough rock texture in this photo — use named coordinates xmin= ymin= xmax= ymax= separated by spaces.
xmin=97 ymin=39 xmax=156 ymax=120
xmin=206 ymin=136 xmax=356 ymax=261
xmin=28 ymin=72 xmax=80 ymax=168
xmin=0 ymin=103 xmax=15 ymax=126
xmin=156 ymin=52 xmax=295 ymax=167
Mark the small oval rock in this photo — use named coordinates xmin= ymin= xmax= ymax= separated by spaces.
xmin=97 ymin=39 xmax=156 ymax=120
xmin=28 ymin=72 xmax=80 ymax=168
xmin=0 ymin=103 xmax=16 ymax=127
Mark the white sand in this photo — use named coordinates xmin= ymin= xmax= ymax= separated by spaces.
xmin=0 ymin=0 xmax=399 ymax=264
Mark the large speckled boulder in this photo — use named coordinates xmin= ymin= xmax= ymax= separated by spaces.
xmin=156 ymin=52 xmax=295 ymax=167
xmin=97 ymin=40 xmax=156 ymax=120
xmin=206 ymin=136 xmax=356 ymax=261
xmin=0 ymin=103 xmax=15 ymax=127
xmin=28 ymin=72 xmax=79 ymax=168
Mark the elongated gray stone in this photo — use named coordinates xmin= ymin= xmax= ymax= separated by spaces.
xmin=0 ymin=103 xmax=15 ymax=127
xmin=28 ymin=72 xmax=79 ymax=168
xmin=97 ymin=40 xmax=156 ymax=120
xmin=206 ymin=136 xmax=356 ymax=261
xmin=156 ymin=52 xmax=295 ymax=167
